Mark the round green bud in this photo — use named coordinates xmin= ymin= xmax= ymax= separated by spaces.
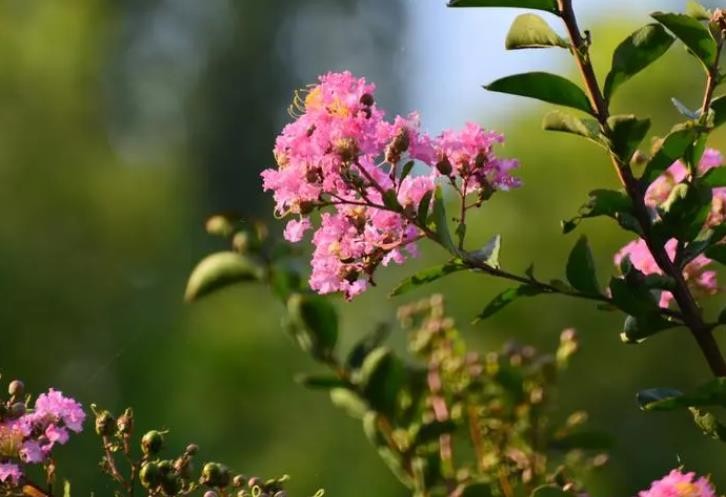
xmin=201 ymin=462 xmax=231 ymax=488
xmin=232 ymin=475 xmax=246 ymax=488
xmin=139 ymin=462 xmax=161 ymax=489
xmin=8 ymin=380 xmax=24 ymax=397
xmin=157 ymin=460 xmax=173 ymax=475
xmin=95 ymin=409 xmax=116 ymax=437
xmin=247 ymin=477 xmax=262 ymax=489
xmin=204 ymin=491 xmax=218 ymax=497
xmin=141 ymin=430 xmax=165 ymax=456
xmin=273 ymin=491 xmax=288 ymax=497
xmin=116 ymin=408 xmax=133 ymax=435
xmin=160 ymin=473 xmax=182 ymax=496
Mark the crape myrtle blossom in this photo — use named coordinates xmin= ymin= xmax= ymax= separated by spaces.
xmin=261 ymin=71 xmax=520 ymax=299
xmin=637 ymin=469 xmax=718 ymax=497
xmin=615 ymin=239 xmax=718 ymax=308
xmin=614 ymin=149 xmax=724 ymax=308
xmin=0 ymin=389 xmax=85 ymax=484
xmin=645 ymin=148 xmax=726 ymax=228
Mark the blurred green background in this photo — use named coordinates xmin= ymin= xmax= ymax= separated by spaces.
xmin=1 ymin=1 xmax=724 ymax=496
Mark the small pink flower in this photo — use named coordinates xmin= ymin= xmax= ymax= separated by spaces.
xmin=283 ymin=218 xmax=311 ymax=243
xmin=19 ymin=440 xmax=45 ymax=464
xmin=638 ymin=469 xmax=717 ymax=497
xmin=614 ymin=239 xmax=719 ymax=307
xmin=0 ymin=462 xmax=22 ymax=484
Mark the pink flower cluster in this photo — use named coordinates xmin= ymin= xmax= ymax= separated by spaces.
xmin=638 ymin=469 xmax=717 ymax=497
xmin=262 ymin=72 xmax=519 ymax=298
xmin=0 ymin=389 xmax=85 ymax=485
xmin=614 ymin=149 xmax=724 ymax=308
xmin=646 ymin=148 xmax=726 ymax=228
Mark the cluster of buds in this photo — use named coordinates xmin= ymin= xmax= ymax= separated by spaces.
xmin=0 ymin=377 xmax=85 ymax=488
xmin=92 ymin=408 xmax=314 ymax=497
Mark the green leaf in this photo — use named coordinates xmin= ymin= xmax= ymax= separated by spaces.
xmin=621 ymin=314 xmax=679 ymax=344
xmin=686 ymin=1 xmax=712 ymax=21
xmin=701 ymin=167 xmax=726 ymax=188
xmin=542 ymin=111 xmax=604 ymax=147
xmin=414 ymin=419 xmax=458 ymax=445
xmin=185 ymin=251 xmax=264 ymax=302
xmin=705 ymin=243 xmax=726 ymax=264
xmin=447 ymin=0 xmax=557 ymax=13
xmin=637 ymin=387 xmax=684 ymax=410
xmin=330 ymin=388 xmax=368 ymax=419
xmin=659 ymin=182 xmax=712 ymax=241
xmin=362 ymin=412 xmax=413 ymax=486
xmin=468 ymin=234 xmax=502 ymax=268
xmin=604 ymin=24 xmax=674 ymax=101
xmin=382 ymin=189 xmax=402 ymax=212
xmin=651 ymin=12 xmax=718 ymax=69
xmin=357 ymin=347 xmax=407 ymax=417
xmin=417 ymin=189 xmax=433 ymax=226
xmin=505 ymin=14 xmax=567 ymax=50
xmin=690 ymin=408 xmax=726 ymax=442
xmin=485 ymin=72 xmax=593 ymax=114
xmin=346 ymin=324 xmax=390 ymax=370
xmin=566 ymin=236 xmax=600 ymax=296
xmin=295 ymin=374 xmax=348 ymax=390
xmin=551 ymin=430 xmax=614 ymax=451
xmin=400 ymin=160 xmax=415 ymax=182
xmin=608 ymin=276 xmax=661 ymax=318
xmin=286 ymin=293 xmax=339 ymax=360
xmin=432 ymin=186 xmax=456 ymax=252
xmin=460 ymin=483 xmax=495 ymax=497
xmin=390 ymin=260 xmax=466 ymax=297
xmin=641 ymin=127 xmax=699 ymax=185
xmin=563 ymin=189 xmax=637 ymax=234
xmin=710 ymin=95 xmax=726 ymax=128
xmin=530 ymin=486 xmax=574 ymax=497
xmin=638 ymin=378 xmax=726 ymax=411
xmin=607 ymin=115 xmax=651 ymax=162
xmin=475 ymin=285 xmax=542 ymax=322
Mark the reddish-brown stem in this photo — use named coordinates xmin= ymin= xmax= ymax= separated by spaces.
xmin=557 ymin=0 xmax=726 ymax=376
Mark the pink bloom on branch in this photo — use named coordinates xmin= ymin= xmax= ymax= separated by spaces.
xmin=0 ymin=462 xmax=22 ymax=484
xmin=645 ymin=148 xmax=724 ymax=229
xmin=638 ymin=469 xmax=717 ymax=497
xmin=262 ymin=71 xmax=520 ymax=298
xmin=614 ymin=239 xmax=718 ymax=308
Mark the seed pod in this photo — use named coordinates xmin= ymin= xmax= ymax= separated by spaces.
xmin=141 ymin=430 xmax=165 ymax=456
xmin=8 ymin=380 xmax=24 ymax=398
xmin=201 ymin=462 xmax=231 ymax=488
xmin=140 ymin=462 xmax=161 ymax=489
xmin=116 ymin=408 xmax=134 ymax=435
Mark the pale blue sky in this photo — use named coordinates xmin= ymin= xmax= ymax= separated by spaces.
xmin=405 ymin=0 xmax=681 ymax=133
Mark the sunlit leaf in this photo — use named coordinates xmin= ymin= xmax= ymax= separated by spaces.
xmin=447 ymin=0 xmax=557 ymax=13
xmin=565 ymin=236 xmax=600 ymax=295
xmin=485 ymin=72 xmax=593 ymax=114
xmin=542 ymin=111 xmax=604 ymax=147
xmin=185 ymin=251 xmax=264 ymax=302
xmin=475 ymin=285 xmax=542 ymax=321
xmin=468 ymin=234 xmax=502 ymax=268
xmin=505 ymin=14 xmax=567 ymax=50
xmin=651 ymin=12 xmax=718 ymax=69
xmin=607 ymin=114 xmax=651 ymax=162
xmin=641 ymin=127 xmax=699 ymax=185
xmin=390 ymin=260 xmax=467 ymax=297
xmin=604 ymin=24 xmax=674 ymax=101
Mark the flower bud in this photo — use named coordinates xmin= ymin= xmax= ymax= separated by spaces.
xmin=185 ymin=444 xmax=199 ymax=456
xmin=95 ymin=410 xmax=115 ymax=436
xmin=359 ymin=93 xmax=374 ymax=107
xmin=435 ymin=157 xmax=452 ymax=176
xmin=201 ymin=462 xmax=231 ymax=488
xmin=232 ymin=475 xmax=246 ymax=488
xmin=116 ymin=408 xmax=134 ymax=435
xmin=9 ymin=402 xmax=25 ymax=418
xmin=273 ymin=492 xmax=288 ymax=497
xmin=204 ymin=491 xmax=218 ymax=497
xmin=247 ymin=477 xmax=262 ymax=489
xmin=8 ymin=380 xmax=24 ymax=398
xmin=141 ymin=430 xmax=165 ymax=456
xmin=206 ymin=215 xmax=235 ymax=238
xmin=140 ymin=462 xmax=161 ymax=489
xmin=160 ymin=473 xmax=182 ymax=496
